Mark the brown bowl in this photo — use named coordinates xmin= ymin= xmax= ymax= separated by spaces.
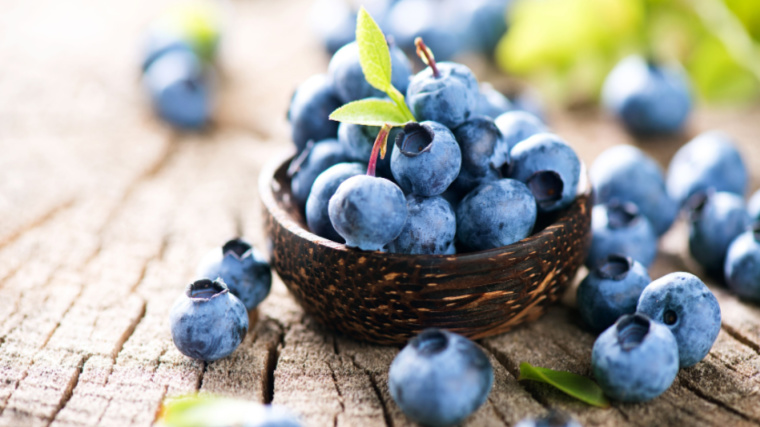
xmin=260 ymin=153 xmax=593 ymax=345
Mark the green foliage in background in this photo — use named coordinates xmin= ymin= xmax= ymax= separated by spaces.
xmin=496 ymin=0 xmax=760 ymax=105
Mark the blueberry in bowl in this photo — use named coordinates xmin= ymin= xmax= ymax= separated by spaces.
xmin=259 ymin=152 xmax=592 ymax=345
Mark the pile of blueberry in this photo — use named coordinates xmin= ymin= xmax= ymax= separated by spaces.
xmin=169 ymin=238 xmax=272 ymax=362
xmin=311 ymin=0 xmax=511 ymax=61
xmin=288 ymin=36 xmax=580 ymax=254
xmin=140 ymin=4 xmax=219 ymax=129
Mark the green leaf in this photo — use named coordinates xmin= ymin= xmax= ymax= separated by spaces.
xmin=356 ymin=7 xmax=392 ymax=92
xmin=519 ymin=362 xmax=610 ymax=408
xmin=329 ymin=99 xmax=410 ymax=126
xmin=156 ymin=394 xmax=264 ymax=427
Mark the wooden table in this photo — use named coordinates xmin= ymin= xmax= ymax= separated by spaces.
xmin=2 ymin=0 xmax=760 ymax=425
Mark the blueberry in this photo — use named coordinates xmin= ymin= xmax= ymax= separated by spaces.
xmin=592 ymin=313 xmax=679 ymax=402
xmin=577 ymin=255 xmax=651 ymax=333
xmin=406 ymin=62 xmax=479 ymax=129
xmin=328 ymin=175 xmax=407 ymax=251
xmin=454 ymin=0 xmax=510 ymax=54
xmin=637 ymin=272 xmax=721 ymax=368
xmin=310 ymin=0 xmax=356 ymax=55
xmin=337 ymin=122 xmax=398 ymax=180
xmin=591 ymin=144 xmax=678 ymax=236
xmin=169 ymin=279 xmax=248 ymax=361
xmin=749 ymin=189 xmax=760 ymax=222
xmin=391 ymin=121 xmax=462 ymax=197
xmin=306 ymin=162 xmax=366 ymax=243
xmin=289 ymin=140 xmax=352 ymax=211
xmin=389 ymin=329 xmax=493 ymax=427
xmin=602 ymin=55 xmax=691 ymax=135
xmin=450 ymin=116 xmax=508 ymax=197
xmin=244 ymin=405 xmax=303 ymax=427
xmin=687 ymin=191 xmax=750 ymax=275
xmin=456 ymin=179 xmax=537 ymax=252
xmin=475 ymin=82 xmax=513 ymax=119
xmin=494 ymin=110 xmax=547 ymax=152
xmin=287 ymin=74 xmax=342 ymax=153
xmin=666 ymin=130 xmax=747 ymax=207
xmin=142 ymin=49 xmax=211 ymax=130
xmin=587 ymin=202 xmax=658 ymax=269
xmin=196 ymin=238 xmax=272 ymax=311
xmin=508 ymin=133 xmax=581 ymax=213
xmin=386 ymin=0 xmax=462 ymax=62
xmin=387 ymin=195 xmax=456 ymax=255
xmin=141 ymin=29 xmax=195 ymax=72
xmin=514 ymin=411 xmax=583 ymax=427
xmin=328 ymin=41 xmax=412 ymax=104
xmin=725 ymin=225 xmax=760 ymax=301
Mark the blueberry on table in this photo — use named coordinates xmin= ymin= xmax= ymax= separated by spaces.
xmin=287 ymin=74 xmax=342 ymax=153
xmin=637 ymin=272 xmax=721 ymax=368
xmin=328 ymin=126 xmax=408 ymax=251
xmin=592 ymin=313 xmax=679 ymax=402
xmin=514 ymin=411 xmax=583 ymax=427
xmin=601 ymin=55 xmax=691 ymax=135
xmin=244 ymin=405 xmax=303 ymax=427
xmin=687 ymin=191 xmax=750 ymax=275
xmin=450 ymin=115 xmax=509 ymax=197
xmin=141 ymin=30 xmax=195 ymax=72
xmin=507 ymin=133 xmax=581 ymax=213
xmin=494 ymin=110 xmax=547 ymax=152
xmin=667 ymin=130 xmax=747 ymax=207
xmin=586 ymin=201 xmax=658 ymax=269
xmin=389 ymin=329 xmax=493 ymax=427
xmin=306 ymin=162 xmax=366 ymax=243
xmin=143 ymin=49 xmax=211 ymax=130
xmin=405 ymin=40 xmax=479 ymax=129
xmin=289 ymin=139 xmax=352 ymax=211
xmin=725 ymin=224 xmax=760 ymax=302
xmin=591 ymin=144 xmax=677 ymax=236
xmin=456 ymin=178 xmax=537 ymax=252
xmin=169 ymin=279 xmax=248 ymax=361
xmin=391 ymin=121 xmax=462 ymax=197
xmin=196 ymin=238 xmax=272 ymax=312
xmin=577 ymin=255 xmax=651 ymax=333
xmin=328 ymin=41 xmax=412 ymax=104
xmin=386 ymin=194 xmax=456 ymax=255
xmin=475 ymin=82 xmax=513 ymax=119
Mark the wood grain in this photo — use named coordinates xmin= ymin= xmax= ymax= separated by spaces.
xmin=1 ymin=0 xmax=760 ymax=426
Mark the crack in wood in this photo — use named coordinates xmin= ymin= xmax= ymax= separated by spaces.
xmin=196 ymin=362 xmax=209 ymax=391
xmin=480 ymin=340 xmax=551 ymax=411
xmin=679 ymin=375 xmax=758 ymax=423
xmin=0 ymin=198 xmax=76 ymax=253
xmin=721 ymin=323 xmax=760 ymax=355
xmin=327 ymin=361 xmax=345 ymax=427
xmin=263 ymin=331 xmax=283 ymax=404
xmin=346 ymin=355 xmax=393 ymax=427
xmin=45 ymin=354 xmax=91 ymax=427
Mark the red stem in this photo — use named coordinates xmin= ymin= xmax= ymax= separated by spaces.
xmin=367 ymin=124 xmax=392 ymax=177
xmin=415 ymin=37 xmax=439 ymax=78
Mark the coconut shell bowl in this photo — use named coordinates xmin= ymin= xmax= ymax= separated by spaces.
xmin=260 ymin=153 xmax=593 ymax=345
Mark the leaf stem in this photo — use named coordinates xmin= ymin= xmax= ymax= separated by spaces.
xmin=367 ymin=124 xmax=392 ymax=177
xmin=387 ymin=86 xmax=416 ymax=122
xmin=415 ymin=37 xmax=440 ymax=78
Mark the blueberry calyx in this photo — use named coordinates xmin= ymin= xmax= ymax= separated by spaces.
xmin=396 ymin=122 xmax=434 ymax=157
xmin=414 ymin=37 xmax=440 ymax=78
xmin=752 ymin=221 xmax=760 ymax=242
xmin=187 ymin=278 xmax=228 ymax=300
xmin=596 ymin=254 xmax=633 ymax=281
xmin=663 ymin=310 xmax=678 ymax=326
xmin=606 ymin=201 xmax=640 ymax=229
xmin=222 ymin=238 xmax=252 ymax=259
xmin=526 ymin=170 xmax=563 ymax=210
xmin=616 ymin=313 xmax=651 ymax=351
xmin=411 ymin=328 xmax=449 ymax=356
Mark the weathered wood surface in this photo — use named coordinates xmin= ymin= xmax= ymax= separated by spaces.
xmin=1 ymin=0 xmax=760 ymax=426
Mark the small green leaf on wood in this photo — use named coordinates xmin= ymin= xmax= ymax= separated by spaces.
xmin=329 ymin=99 xmax=410 ymax=126
xmin=356 ymin=7 xmax=392 ymax=92
xmin=519 ymin=362 xmax=611 ymax=408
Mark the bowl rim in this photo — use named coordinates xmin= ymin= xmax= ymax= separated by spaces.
xmin=259 ymin=150 xmax=591 ymax=262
